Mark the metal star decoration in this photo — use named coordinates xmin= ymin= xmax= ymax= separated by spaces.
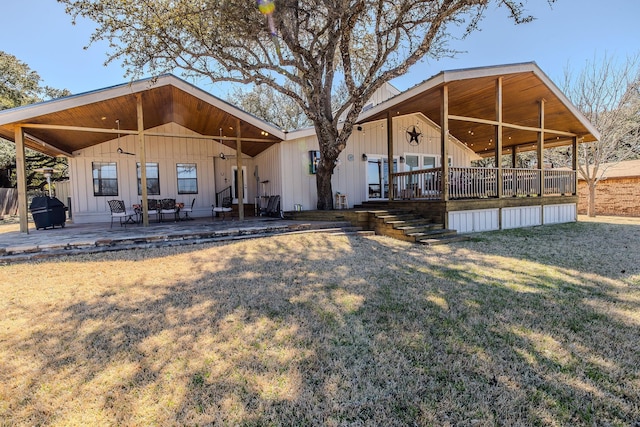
xmin=406 ymin=125 xmax=422 ymax=145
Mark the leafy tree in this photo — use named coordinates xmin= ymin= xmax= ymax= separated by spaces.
xmin=0 ymin=51 xmax=70 ymax=190
xmin=60 ymin=0 xmax=553 ymax=209
xmin=548 ymin=54 xmax=640 ymax=217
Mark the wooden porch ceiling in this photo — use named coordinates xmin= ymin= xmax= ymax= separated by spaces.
xmin=358 ymin=63 xmax=599 ymax=157
xmin=0 ymin=76 xmax=283 ymax=158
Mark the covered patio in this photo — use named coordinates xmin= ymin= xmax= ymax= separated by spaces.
xmin=358 ymin=63 xmax=599 ymax=214
xmin=0 ymin=75 xmax=285 ymax=234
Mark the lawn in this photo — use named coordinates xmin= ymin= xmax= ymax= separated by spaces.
xmin=1 ymin=218 xmax=639 ymax=426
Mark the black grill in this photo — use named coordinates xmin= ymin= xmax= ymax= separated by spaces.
xmin=29 ymin=196 xmax=67 ymax=230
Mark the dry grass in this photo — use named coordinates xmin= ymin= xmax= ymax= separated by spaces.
xmin=1 ymin=217 xmax=639 ymax=426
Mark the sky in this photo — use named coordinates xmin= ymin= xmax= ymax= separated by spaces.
xmin=2 ymin=0 xmax=639 ymax=99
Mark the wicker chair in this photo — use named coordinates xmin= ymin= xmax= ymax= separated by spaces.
xmin=159 ymin=198 xmax=177 ymax=222
xmin=107 ymin=200 xmax=136 ymax=228
xmin=212 ymin=196 xmax=233 ymax=220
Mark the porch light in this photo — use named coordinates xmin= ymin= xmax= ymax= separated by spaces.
xmin=400 ymin=156 xmax=405 ymax=163
xmin=219 ymin=152 xmax=227 ymax=160
xmin=361 ymin=153 xmax=368 ymax=161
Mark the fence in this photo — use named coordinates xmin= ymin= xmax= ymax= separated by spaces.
xmin=392 ymin=167 xmax=576 ymax=200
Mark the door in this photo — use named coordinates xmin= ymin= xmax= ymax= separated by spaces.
xmin=366 ymin=156 xmax=398 ymax=200
xmin=232 ymin=166 xmax=248 ymax=204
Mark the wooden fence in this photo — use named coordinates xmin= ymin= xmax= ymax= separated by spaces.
xmin=0 ymin=188 xmax=18 ymax=216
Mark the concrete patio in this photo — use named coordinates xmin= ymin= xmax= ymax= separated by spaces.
xmin=0 ymin=216 xmax=362 ymax=263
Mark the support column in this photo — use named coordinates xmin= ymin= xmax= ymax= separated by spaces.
xmin=441 ymin=85 xmax=450 ymax=202
xmin=537 ymin=99 xmax=546 ymax=196
xmin=572 ymin=136 xmax=578 ymax=195
xmin=137 ymin=94 xmax=149 ymax=226
xmin=15 ymin=125 xmax=29 ymax=233
xmin=511 ymin=146 xmax=518 ymax=168
xmin=386 ymin=111 xmax=394 ymax=200
xmin=236 ymin=119 xmax=244 ymax=221
xmin=495 ymin=77 xmax=503 ymax=199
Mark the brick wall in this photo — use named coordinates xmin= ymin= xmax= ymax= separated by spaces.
xmin=578 ymin=177 xmax=640 ymax=217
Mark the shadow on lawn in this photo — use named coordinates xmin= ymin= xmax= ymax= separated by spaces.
xmin=3 ymin=224 xmax=640 ymax=425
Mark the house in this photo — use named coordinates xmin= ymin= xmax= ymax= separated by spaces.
xmin=0 ymin=62 xmax=599 ymax=234
xmin=577 ymin=159 xmax=640 ymax=217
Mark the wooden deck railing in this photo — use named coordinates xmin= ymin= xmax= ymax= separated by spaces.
xmin=391 ymin=167 xmax=576 ymax=200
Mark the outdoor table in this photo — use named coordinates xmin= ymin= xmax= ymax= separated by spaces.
xmin=132 ymin=204 xmax=142 ymax=224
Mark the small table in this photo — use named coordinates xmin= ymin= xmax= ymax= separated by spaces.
xmin=335 ymin=193 xmax=348 ymax=209
xmin=132 ymin=204 xmax=142 ymax=224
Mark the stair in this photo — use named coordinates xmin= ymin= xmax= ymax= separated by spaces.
xmin=370 ymin=209 xmax=468 ymax=245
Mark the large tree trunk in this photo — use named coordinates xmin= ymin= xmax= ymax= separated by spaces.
xmin=316 ymin=161 xmax=334 ymax=210
xmin=313 ymin=120 xmax=345 ymax=210
xmin=587 ymin=181 xmax=597 ymax=217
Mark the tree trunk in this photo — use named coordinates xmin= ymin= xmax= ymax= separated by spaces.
xmin=587 ymin=181 xmax=597 ymax=217
xmin=316 ymin=162 xmax=334 ymax=210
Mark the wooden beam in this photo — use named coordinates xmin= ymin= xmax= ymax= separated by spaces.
xmin=537 ymin=99 xmax=545 ymax=196
xmin=441 ymin=85 xmax=450 ymax=204
xmin=22 ymin=123 xmax=139 ymax=135
xmin=447 ymin=114 xmax=577 ymax=137
xmin=23 ymin=133 xmax=73 ymax=157
xmin=236 ymin=118 xmax=244 ymax=221
xmin=572 ymin=136 xmax=578 ymax=195
xmin=387 ymin=111 xmax=394 ymax=200
xmin=495 ymin=77 xmax=503 ymax=200
xmin=20 ymin=124 xmax=279 ymax=144
xmin=144 ymin=131 xmax=279 ymax=144
xmin=137 ymin=94 xmax=149 ymax=227
xmin=511 ymin=146 xmax=518 ymax=168
xmin=14 ymin=125 xmax=29 ymax=233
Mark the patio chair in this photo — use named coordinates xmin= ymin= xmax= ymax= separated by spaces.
xmin=265 ymin=195 xmax=283 ymax=218
xmin=146 ymin=199 xmax=160 ymax=222
xmin=212 ymin=196 xmax=233 ymax=220
xmin=181 ymin=198 xmax=195 ymax=220
xmin=107 ymin=200 xmax=136 ymax=228
xmin=159 ymin=198 xmax=178 ymax=222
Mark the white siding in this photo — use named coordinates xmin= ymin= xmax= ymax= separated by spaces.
xmin=501 ymin=206 xmax=542 ymax=229
xmin=543 ymin=203 xmax=576 ymax=224
xmin=281 ymin=113 xmax=477 ymax=209
xmin=448 ymin=209 xmax=500 ymax=233
xmin=69 ymin=122 xmax=246 ymax=223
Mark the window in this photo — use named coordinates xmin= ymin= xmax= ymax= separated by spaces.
xmin=177 ymin=163 xmax=198 ymax=194
xmin=137 ymin=162 xmax=160 ymax=195
xmin=92 ymin=162 xmax=118 ymax=196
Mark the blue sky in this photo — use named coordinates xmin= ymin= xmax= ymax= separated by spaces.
xmin=2 ymin=0 xmax=639 ymax=98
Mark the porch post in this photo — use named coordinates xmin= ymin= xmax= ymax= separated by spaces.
xmin=386 ymin=111 xmax=394 ymax=200
xmin=14 ymin=125 xmax=29 ymax=233
xmin=495 ymin=77 xmax=503 ymax=199
xmin=440 ymin=85 xmax=450 ymax=202
xmin=511 ymin=146 xmax=517 ymax=168
xmin=236 ymin=119 xmax=244 ymax=221
xmin=572 ymin=136 xmax=578 ymax=195
xmin=537 ymin=99 xmax=546 ymax=196
xmin=137 ymin=93 xmax=149 ymax=227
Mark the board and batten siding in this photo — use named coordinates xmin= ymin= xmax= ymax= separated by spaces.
xmin=501 ymin=206 xmax=542 ymax=229
xmin=280 ymin=113 xmax=477 ymax=210
xmin=449 ymin=203 xmax=576 ymax=234
xmin=69 ymin=122 xmax=241 ymax=223
xmin=448 ymin=209 xmax=500 ymax=233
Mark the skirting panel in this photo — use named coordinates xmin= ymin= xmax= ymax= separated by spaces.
xmin=543 ymin=203 xmax=577 ymax=224
xmin=502 ymin=206 xmax=542 ymax=229
xmin=448 ymin=209 xmax=499 ymax=233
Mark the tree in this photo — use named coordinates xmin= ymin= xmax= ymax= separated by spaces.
xmin=60 ymin=0 xmax=552 ymax=209
xmin=551 ymin=54 xmax=640 ymax=217
xmin=228 ymin=84 xmax=310 ymax=132
xmin=0 ymin=51 xmax=71 ymax=190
